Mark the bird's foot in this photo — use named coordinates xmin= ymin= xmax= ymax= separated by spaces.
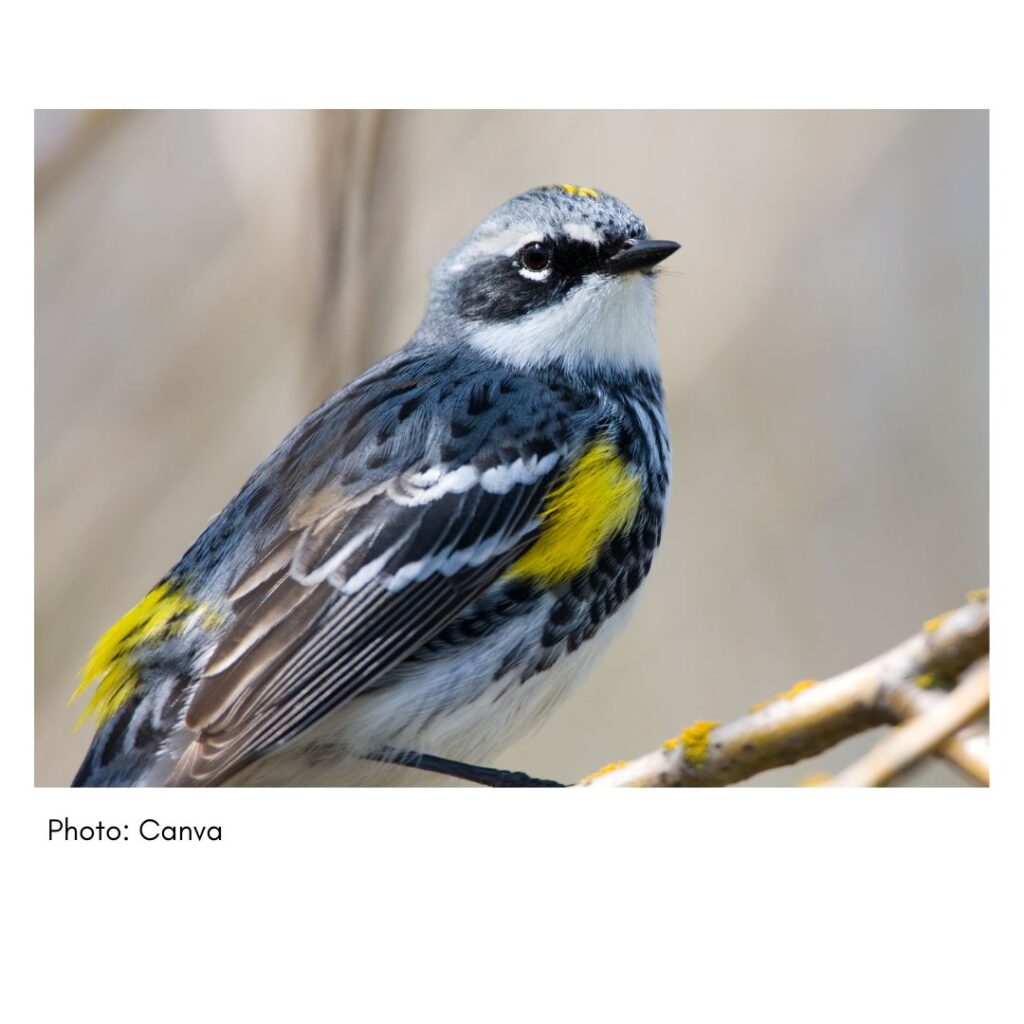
xmin=365 ymin=745 xmax=565 ymax=787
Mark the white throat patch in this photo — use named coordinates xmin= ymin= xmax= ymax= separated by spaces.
xmin=465 ymin=272 xmax=661 ymax=373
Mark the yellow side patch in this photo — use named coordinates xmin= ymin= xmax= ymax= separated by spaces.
xmin=559 ymin=183 xmax=600 ymax=199
xmin=70 ymin=581 xmax=209 ymax=730
xmin=508 ymin=440 xmax=641 ymax=585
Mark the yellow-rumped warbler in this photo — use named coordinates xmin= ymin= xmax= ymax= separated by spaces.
xmin=70 ymin=184 xmax=678 ymax=787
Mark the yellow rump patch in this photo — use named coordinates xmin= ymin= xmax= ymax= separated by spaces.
xmin=559 ymin=184 xmax=601 ymax=199
xmin=70 ymin=581 xmax=211 ymax=729
xmin=509 ymin=439 xmax=641 ymax=585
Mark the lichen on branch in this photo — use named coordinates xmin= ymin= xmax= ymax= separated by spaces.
xmin=578 ymin=592 xmax=989 ymax=788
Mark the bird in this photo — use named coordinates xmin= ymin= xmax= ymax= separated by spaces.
xmin=69 ymin=183 xmax=678 ymax=787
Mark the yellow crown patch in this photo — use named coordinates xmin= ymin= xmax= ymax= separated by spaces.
xmin=559 ymin=184 xmax=601 ymax=199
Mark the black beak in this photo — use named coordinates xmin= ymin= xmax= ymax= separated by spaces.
xmin=604 ymin=238 xmax=680 ymax=274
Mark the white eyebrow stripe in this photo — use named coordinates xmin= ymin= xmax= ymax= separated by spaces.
xmin=509 ymin=231 xmax=545 ymax=255
xmin=463 ymin=226 xmax=546 ymax=259
xmin=563 ymin=221 xmax=602 ymax=245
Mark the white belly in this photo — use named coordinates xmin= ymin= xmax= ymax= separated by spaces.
xmin=227 ymin=594 xmax=640 ymax=786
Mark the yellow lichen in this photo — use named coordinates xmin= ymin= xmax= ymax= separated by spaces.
xmin=578 ymin=760 xmax=628 ymax=784
xmin=915 ymin=672 xmax=956 ymax=692
xmin=967 ymin=588 xmax=989 ymax=604
xmin=664 ymin=720 xmax=720 ymax=767
xmin=799 ymin=772 xmax=832 ymax=787
xmin=923 ymin=612 xmax=951 ymax=634
xmin=748 ymin=679 xmax=818 ymax=713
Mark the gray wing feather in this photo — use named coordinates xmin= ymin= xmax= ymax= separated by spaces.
xmin=168 ymin=355 xmax=588 ymax=785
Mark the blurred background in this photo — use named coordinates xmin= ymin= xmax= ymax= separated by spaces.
xmin=35 ymin=110 xmax=988 ymax=786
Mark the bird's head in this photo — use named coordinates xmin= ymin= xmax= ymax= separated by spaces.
xmin=426 ymin=185 xmax=678 ymax=374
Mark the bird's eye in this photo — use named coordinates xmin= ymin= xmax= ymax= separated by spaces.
xmin=519 ymin=242 xmax=552 ymax=273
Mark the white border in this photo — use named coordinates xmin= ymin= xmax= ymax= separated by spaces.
xmin=6 ymin=2 xmax=1016 ymax=1020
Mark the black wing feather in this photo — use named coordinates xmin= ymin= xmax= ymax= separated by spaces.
xmin=169 ymin=462 xmax=559 ymax=785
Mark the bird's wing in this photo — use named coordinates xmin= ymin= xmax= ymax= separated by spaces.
xmin=169 ymin=435 xmax=567 ymax=785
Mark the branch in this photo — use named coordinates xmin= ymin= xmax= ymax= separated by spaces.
xmin=882 ymin=679 xmax=989 ymax=785
xmin=828 ymin=659 xmax=989 ymax=787
xmin=578 ymin=592 xmax=989 ymax=787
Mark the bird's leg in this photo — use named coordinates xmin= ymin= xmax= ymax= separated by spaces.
xmin=365 ymin=745 xmax=565 ymax=787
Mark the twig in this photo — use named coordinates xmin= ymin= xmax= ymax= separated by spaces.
xmin=310 ymin=109 xmax=390 ymax=398
xmin=883 ymin=680 xmax=989 ymax=785
xmin=828 ymin=660 xmax=989 ymax=787
xmin=579 ymin=593 xmax=989 ymax=787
